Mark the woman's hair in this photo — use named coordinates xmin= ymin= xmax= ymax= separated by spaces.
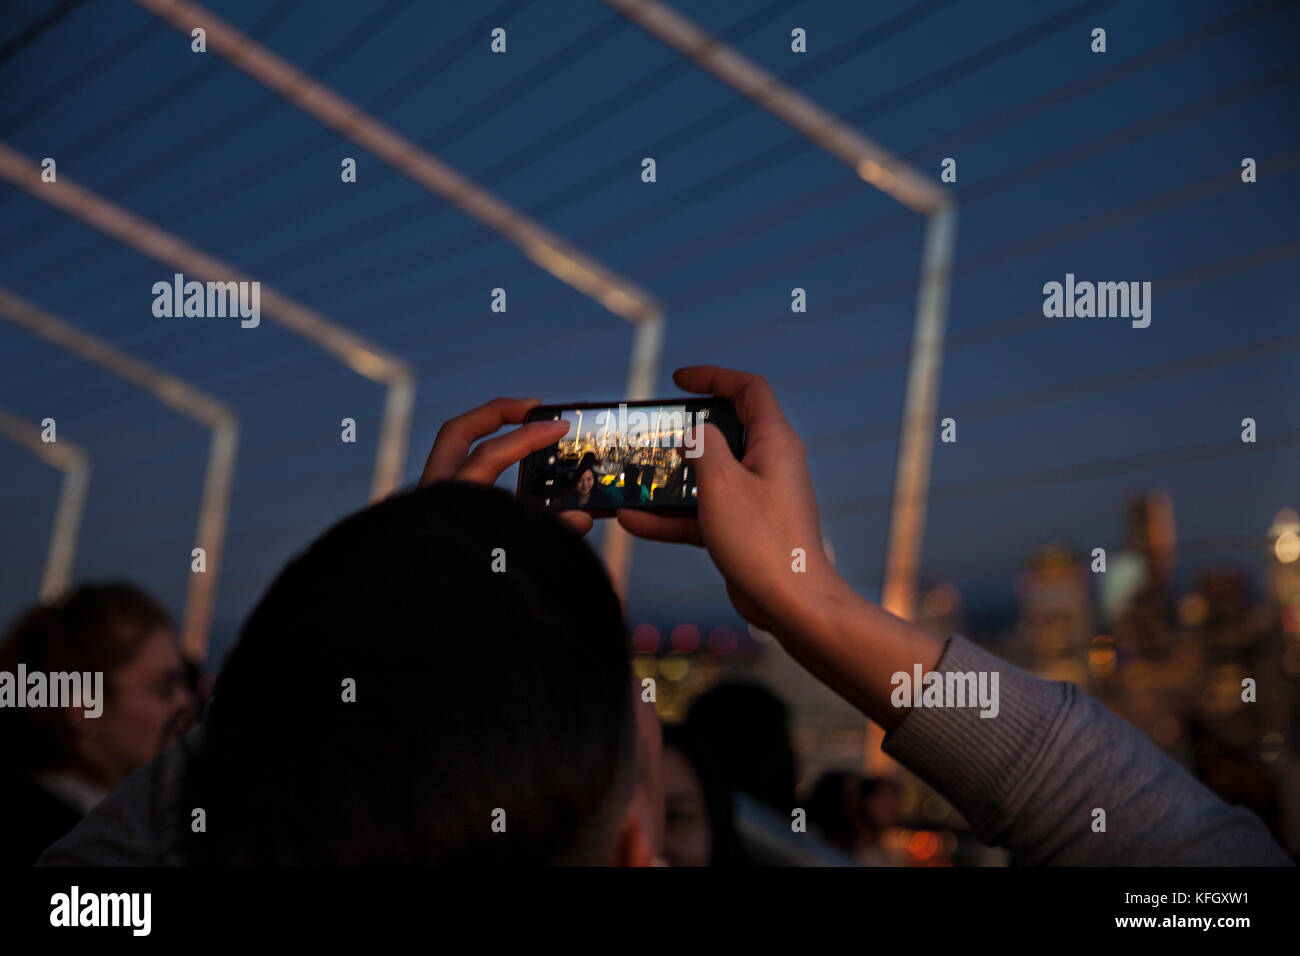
xmin=0 ymin=584 xmax=172 ymax=771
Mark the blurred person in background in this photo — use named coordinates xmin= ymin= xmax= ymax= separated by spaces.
xmin=805 ymin=770 xmax=862 ymax=855
xmin=621 ymin=463 xmax=650 ymax=506
xmin=685 ymin=681 xmax=798 ymax=816
xmin=806 ymin=772 xmax=902 ymax=864
xmin=0 ymin=584 xmax=196 ymax=865
xmin=858 ymin=777 xmax=904 ymax=866
xmin=661 ymin=723 xmax=747 ymax=866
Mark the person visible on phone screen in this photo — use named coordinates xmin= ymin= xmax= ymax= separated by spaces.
xmin=562 ymin=463 xmax=618 ymax=510
xmin=655 ymin=460 xmax=687 ymax=503
xmin=621 ymin=463 xmax=651 ymax=507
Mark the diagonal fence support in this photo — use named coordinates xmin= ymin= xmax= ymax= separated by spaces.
xmin=0 ymin=143 xmax=415 ymax=508
xmin=0 ymin=286 xmax=239 ymax=660
xmin=133 ymin=0 xmax=667 ymax=595
xmin=0 ymin=407 xmax=90 ymax=600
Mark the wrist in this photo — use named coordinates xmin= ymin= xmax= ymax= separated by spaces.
xmin=766 ymin=570 xmax=943 ymax=729
xmin=766 ymin=565 xmax=863 ymax=649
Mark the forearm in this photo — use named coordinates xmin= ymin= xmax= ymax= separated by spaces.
xmin=879 ymin=635 xmax=1291 ymax=865
xmin=768 ymin=577 xmax=943 ymax=732
xmin=770 ymin=583 xmax=1288 ymax=864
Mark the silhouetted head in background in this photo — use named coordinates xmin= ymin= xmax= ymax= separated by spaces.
xmin=622 ymin=463 xmax=642 ymax=505
xmin=805 ymin=772 xmax=903 ymax=857
xmin=860 ymin=776 xmax=903 ymax=841
xmin=805 ymin=770 xmax=861 ymax=852
xmin=661 ymin=722 xmax=747 ymax=867
xmin=685 ymin=682 xmax=797 ymax=814
xmin=184 ymin=482 xmax=643 ymax=865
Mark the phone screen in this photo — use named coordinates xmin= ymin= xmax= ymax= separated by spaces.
xmin=516 ymin=399 xmax=744 ymax=515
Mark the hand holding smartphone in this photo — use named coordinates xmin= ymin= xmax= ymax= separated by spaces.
xmin=516 ymin=398 xmax=745 ymax=517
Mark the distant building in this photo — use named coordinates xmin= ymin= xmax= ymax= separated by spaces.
xmin=1016 ymin=543 xmax=1093 ymax=687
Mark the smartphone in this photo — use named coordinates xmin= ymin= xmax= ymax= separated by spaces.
xmin=516 ymin=398 xmax=745 ymax=517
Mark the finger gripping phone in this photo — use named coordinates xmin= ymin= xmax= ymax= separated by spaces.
xmin=516 ymin=398 xmax=745 ymax=517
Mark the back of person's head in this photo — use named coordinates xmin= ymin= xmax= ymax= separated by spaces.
xmin=622 ymin=464 xmax=641 ymax=502
xmin=0 ymin=583 xmax=181 ymax=779
xmin=184 ymin=481 xmax=638 ymax=865
xmin=805 ymin=771 xmax=860 ymax=850
xmin=685 ymin=681 xmax=797 ymax=813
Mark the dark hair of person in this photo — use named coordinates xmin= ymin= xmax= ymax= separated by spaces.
xmin=684 ymin=681 xmax=797 ymax=813
xmin=661 ymin=723 xmax=748 ymax=866
xmin=183 ymin=482 xmax=636 ymax=865
xmin=622 ymin=463 xmax=642 ymax=504
xmin=0 ymin=584 xmax=173 ymax=772
xmin=860 ymin=775 xmax=901 ymax=803
xmin=804 ymin=771 xmax=859 ymax=850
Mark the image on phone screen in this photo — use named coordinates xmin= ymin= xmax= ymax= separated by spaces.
xmin=516 ymin=400 xmax=743 ymax=516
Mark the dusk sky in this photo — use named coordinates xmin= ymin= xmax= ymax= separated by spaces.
xmin=1 ymin=0 xmax=1297 ymax=662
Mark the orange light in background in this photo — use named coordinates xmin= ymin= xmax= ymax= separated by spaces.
xmin=1088 ymin=635 xmax=1117 ymax=679
xmin=1200 ymin=666 xmax=1246 ymax=714
xmin=1270 ymin=509 xmax=1300 ymax=562
xmin=1177 ymin=592 xmax=1210 ymax=628
xmin=906 ymin=829 xmax=942 ymax=863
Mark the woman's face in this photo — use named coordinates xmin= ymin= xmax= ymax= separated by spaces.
xmin=662 ymin=745 xmax=713 ymax=867
xmin=73 ymin=627 xmax=196 ymax=789
xmin=577 ymin=470 xmax=594 ymax=495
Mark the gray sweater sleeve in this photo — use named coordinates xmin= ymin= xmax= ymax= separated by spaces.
xmin=882 ymin=635 xmax=1292 ymax=865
